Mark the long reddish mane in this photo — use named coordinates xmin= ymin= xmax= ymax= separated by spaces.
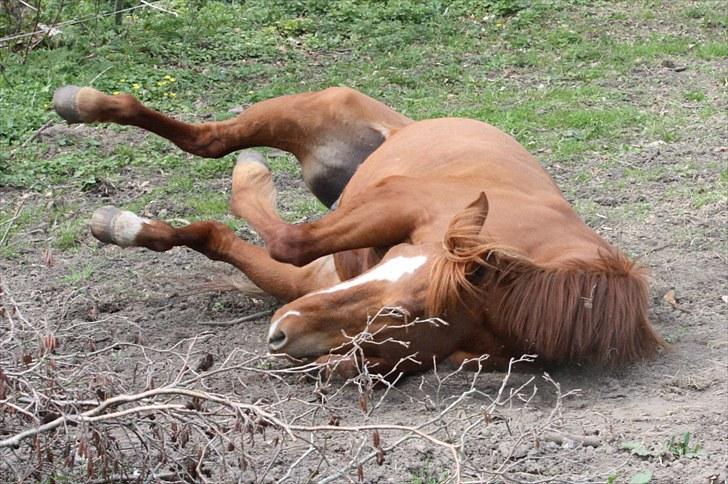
xmin=427 ymin=202 xmax=666 ymax=366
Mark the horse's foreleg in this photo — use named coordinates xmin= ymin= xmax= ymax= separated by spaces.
xmin=263 ymin=176 xmax=426 ymax=267
xmin=89 ymin=207 xmax=337 ymax=301
xmin=228 ymin=150 xmax=282 ymax=236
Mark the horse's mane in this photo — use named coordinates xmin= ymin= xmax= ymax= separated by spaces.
xmin=427 ymin=202 xmax=666 ymax=366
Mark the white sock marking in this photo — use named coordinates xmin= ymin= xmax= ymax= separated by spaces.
xmin=113 ymin=211 xmax=149 ymax=247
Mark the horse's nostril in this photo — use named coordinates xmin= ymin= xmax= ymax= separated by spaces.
xmin=268 ymin=330 xmax=287 ymax=350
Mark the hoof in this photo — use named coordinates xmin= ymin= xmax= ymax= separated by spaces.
xmin=53 ymin=85 xmax=85 ymax=124
xmin=90 ymin=206 xmax=146 ymax=247
xmin=230 ymin=149 xmax=276 ymax=219
xmin=235 ymin=149 xmax=270 ymax=171
xmin=232 ymin=149 xmax=273 ymax=194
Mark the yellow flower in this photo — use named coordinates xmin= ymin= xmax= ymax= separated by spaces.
xmin=168 ymin=92 xmax=177 ymax=98
xmin=112 ymin=91 xmax=120 ymax=95
xmin=120 ymin=78 xmax=127 ymax=83
xmin=131 ymin=83 xmax=141 ymax=90
xmin=163 ymin=75 xmax=176 ymax=82
xmin=157 ymin=80 xmax=168 ymax=87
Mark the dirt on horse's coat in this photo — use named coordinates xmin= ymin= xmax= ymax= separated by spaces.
xmin=53 ymin=85 xmax=666 ymax=376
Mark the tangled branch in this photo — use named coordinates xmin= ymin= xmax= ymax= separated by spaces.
xmin=0 ymin=279 xmax=599 ymax=483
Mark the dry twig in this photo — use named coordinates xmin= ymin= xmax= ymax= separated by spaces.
xmin=0 ymin=283 xmax=598 ymax=483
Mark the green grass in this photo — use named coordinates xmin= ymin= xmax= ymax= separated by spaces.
xmin=410 ymin=458 xmax=449 ymax=483
xmin=186 ymin=193 xmax=230 ymax=219
xmin=1 ymin=0 xmax=726 ymax=250
xmin=54 ymin=219 xmax=85 ymax=250
xmin=62 ymin=262 xmax=95 ymax=283
xmin=284 ymin=196 xmax=328 ymax=222
xmin=685 ymin=89 xmax=705 ymax=102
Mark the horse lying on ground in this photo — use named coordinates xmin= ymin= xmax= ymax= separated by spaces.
xmin=53 ymin=85 xmax=665 ymax=375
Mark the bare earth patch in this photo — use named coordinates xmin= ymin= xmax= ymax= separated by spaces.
xmin=2 ymin=112 xmax=726 ymax=481
xmin=2 ymin=3 xmax=727 ymax=483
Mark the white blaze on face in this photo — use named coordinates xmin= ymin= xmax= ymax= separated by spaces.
xmin=268 ymin=310 xmax=301 ymax=341
xmin=315 ymin=255 xmax=428 ymax=295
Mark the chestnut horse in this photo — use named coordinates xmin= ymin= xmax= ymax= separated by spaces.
xmin=53 ymin=85 xmax=665 ymax=375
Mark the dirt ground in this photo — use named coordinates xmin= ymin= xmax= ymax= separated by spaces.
xmin=2 ymin=46 xmax=727 ymax=484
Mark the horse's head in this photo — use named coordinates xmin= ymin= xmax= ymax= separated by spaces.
xmin=266 ymin=193 xmax=491 ymax=363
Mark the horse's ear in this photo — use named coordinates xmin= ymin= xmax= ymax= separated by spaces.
xmin=429 ymin=192 xmax=490 ymax=315
xmin=444 ymin=192 xmax=489 ymax=251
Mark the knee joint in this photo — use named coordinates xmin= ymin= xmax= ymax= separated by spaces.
xmin=267 ymin=225 xmax=311 ymax=267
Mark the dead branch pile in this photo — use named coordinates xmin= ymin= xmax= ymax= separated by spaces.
xmin=1 ymin=278 xmax=600 ymax=483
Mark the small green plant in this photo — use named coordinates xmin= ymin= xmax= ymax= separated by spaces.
xmin=621 ymin=441 xmax=658 ymax=458
xmin=666 ymin=431 xmax=702 ymax=458
xmin=621 ymin=432 xmax=702 ymax=460
xmin=54 ymin=219 xmax=86 ymax=250
xmin=63 ymin=263 xmax=95 ymax=283
xmin=409 ymin=457 xmax=451 ymax=484
xmin=630 ymin=470 xmax=653 ymax=484
xmin=410 ymin=468 xmax=448 ymax=484
xmin=684 ymin=90 xmax=706 ymax=102
xmin=484 ymin=0 xmax=529 ymax=17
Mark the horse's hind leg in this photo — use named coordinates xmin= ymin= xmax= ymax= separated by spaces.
xmin=53 ymin=86 xmax=411 ymax=206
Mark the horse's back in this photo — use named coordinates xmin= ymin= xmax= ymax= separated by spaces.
xmin=340 ymin=118 xmax=610 ymax=263
xmin=347 ymin=118 xmax=558 ymax=194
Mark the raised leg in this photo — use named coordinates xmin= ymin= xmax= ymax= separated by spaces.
xmin=228 ymin=149 xmax=399 ymax=275
xmin=264 ymin=175 xmax=433 ymax=267
xmin=53 ymin=86 xmax=411 ymax=206
xmin=225 ymin=153 xmax=427 ymax=268
xmin=227 ymin=149 xmax=399 ymax=277
xmin=88 ymin=146 xmax=339 ymax=300
xmin=89 ymin=207 xmax=337 ymax=301
xmin=229 ymin=150 xmax=281 ymax=237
